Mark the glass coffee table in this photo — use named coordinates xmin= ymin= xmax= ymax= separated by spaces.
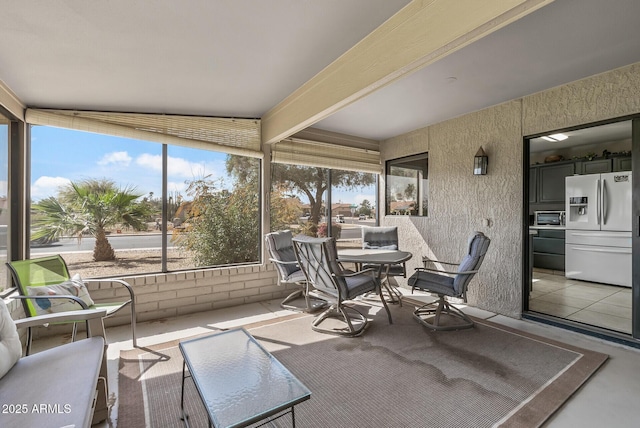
xmin=179 ymin=328 xmax=311 ymax=428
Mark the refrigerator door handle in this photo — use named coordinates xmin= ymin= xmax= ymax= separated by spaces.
xmin=596 ymin=178 xmax=601 ymax=226
xmin=602 ymin=178 xmax=608 ymax=225
xmin=568 ymin=246 xmax=631 ymax=254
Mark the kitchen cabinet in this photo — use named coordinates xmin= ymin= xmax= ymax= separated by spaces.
xmin=576 ymin=159 xmax=611 ymax=174
xmin=613 ymin=156 xmax=632 ymax=172
xmin=575 ymin=156 xmax=632 ymax=174
xmin=532 ymin=228 xmax=565 ymax=271
xmin=529 ymin=156 xmax=631 ymax=205
xmin=537 ymin=162 xmax=575 ymax=204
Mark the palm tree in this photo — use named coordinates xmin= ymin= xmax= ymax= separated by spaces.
xmin=32 ymin=178 xmax=153 ymax=261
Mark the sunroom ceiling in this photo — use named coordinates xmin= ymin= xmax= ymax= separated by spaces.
xmin=0 ymin=0 xmax=410 ymax=118
xmin=2 ymin=0 xmax=640 ymax=143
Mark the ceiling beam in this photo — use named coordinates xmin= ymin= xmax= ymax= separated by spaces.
xmin=0 ymin=79 xmax=25 ymax=121
xmin=261 ymin=0 xmax=554 ymax=144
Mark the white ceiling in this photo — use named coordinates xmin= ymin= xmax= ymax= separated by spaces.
xmin=2 ymin=0 xmax=640 ymax=142
xmin=529 ymin=120 xmax=632 ymax=153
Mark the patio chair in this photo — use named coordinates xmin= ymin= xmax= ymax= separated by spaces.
xmin=292 ymin=235 xmax=391 ymax=336
xmin=362 ymin=226 xmax=406 ymax=275
xmin=6 ymin=254 xmax=136 ymax=354
xmin=408 ymin=231 xmax=490 ymax=331
xmin=265 ymin=230 xmax=327 ymax=312
xmin=361 ymin=226 xmax=406 ymax=303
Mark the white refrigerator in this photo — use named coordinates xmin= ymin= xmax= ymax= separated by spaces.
xmin=565 ymin=171 xmax=632 ymax=287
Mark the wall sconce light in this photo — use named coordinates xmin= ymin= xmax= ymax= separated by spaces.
xmin=473 ymin=146 xmax=488 ymax=175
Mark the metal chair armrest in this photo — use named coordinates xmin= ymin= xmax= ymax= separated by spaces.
xmin=335 ymin=267 xmax=378 ymax=278
xmin=13 ymin=308 xmax=108 ymax=329
xmin=414 ymin=266 xmax=480 ymax=276
xmin=14 ymin=308 xmax=108 ymax=339
xmin=84 ymin=278 xmax=135 ymax=302
xmin=268 ymin=258 xmax=299 ymax=266
xmin=422 ymin=257 xmax=459 ymax=267
xmin=12 ymin=294 xmax=89 ymax=309
xmin=84 ymin=278 xmax=136 ymax=346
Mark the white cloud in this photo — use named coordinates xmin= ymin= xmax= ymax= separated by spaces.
xmin=98 ymin=151 xmax=132 ymax=166
xmin=167 ymin=181 xmax=187 ymax=193
xmin=135 ymin=153 xmax=223 ymax=180
xmin=31 ymin=176 xmax=71 ymax=201
xmin=135 ymin=153 xmax=163 ymax=172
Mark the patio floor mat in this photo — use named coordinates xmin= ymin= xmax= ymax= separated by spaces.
xmin=117 ymin=301 xmax=607 ymax=428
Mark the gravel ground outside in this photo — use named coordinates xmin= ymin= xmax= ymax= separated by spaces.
xmin=62 ymin=248 xmax=195 ymax=278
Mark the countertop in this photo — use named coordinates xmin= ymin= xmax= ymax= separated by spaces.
xmin=529 ymin=225 xmax=566 ymax=230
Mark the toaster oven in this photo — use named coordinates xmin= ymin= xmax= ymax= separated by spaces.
xmin=534 ymin=211 xmax=565 ymax=226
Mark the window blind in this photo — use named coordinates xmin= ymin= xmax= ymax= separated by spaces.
xmin=271 ymin=137 xmax=381 ymax=174
xmin=25 ymin=109 xmax=263 ymax=159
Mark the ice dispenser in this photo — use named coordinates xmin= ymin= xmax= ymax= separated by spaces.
xmin=568 ymin=196 xmax=588 ymax=222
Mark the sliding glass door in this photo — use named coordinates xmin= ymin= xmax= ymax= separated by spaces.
xmin=524 ymin=117 xmax=638 ymax=342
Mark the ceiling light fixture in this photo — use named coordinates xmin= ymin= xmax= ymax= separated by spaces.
xmin=541 ymin=133 xmax=568 ymax=142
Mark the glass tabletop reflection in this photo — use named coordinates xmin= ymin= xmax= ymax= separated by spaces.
xmin=179 ymin=328 xmax=311 ymax=428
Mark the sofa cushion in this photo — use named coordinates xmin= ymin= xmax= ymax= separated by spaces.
xmin=0 ymin=336 xmax=104 ymax=427
xmin=26 ymin=274 xmax=95 ymax=315
xmin=0 ymin=299 xmax=22 ymax=379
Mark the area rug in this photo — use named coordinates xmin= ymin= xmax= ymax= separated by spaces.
xmin=117 ymin=302 xmax=607 ymax=428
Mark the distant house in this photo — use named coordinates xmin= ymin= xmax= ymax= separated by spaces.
xmin=389 ymin=201 xmax=415 ymax=215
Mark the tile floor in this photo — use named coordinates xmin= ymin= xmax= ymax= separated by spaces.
xmin=529 ymin=270 xmax=632 ymax=334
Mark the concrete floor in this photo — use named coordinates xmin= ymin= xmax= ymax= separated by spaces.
xmin=34 ymin=292 xmax=640 ymax=427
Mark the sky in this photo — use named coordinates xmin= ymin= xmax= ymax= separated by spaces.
xmin=31 ymin=126 xmax=240 ymax=201
xmin=30 ymin=126 xmax=376 ymax=206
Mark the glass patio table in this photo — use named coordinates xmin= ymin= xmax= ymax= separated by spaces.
xmin=179 ymin=328 xmax=311 ymax=428
xmin=338 ymin=248 xmax=413 ymax=311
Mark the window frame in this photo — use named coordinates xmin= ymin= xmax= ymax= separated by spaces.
xmin=385 ymin=152 xmax=429 ymax=217
xmin=27 ymin=124 xmax=264 ymax=277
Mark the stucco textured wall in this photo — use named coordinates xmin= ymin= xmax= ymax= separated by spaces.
xmin=382 ymin=61 xmax=640 ymax=319
xmin=383 ymin=101 xmax=524 ymax=317
xmin=523 ymin=62 xmax=640 ymax=135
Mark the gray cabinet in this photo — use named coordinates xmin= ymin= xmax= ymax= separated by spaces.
xmin=537 ymin=163 xmax=575 ymax=204
xmin=529 ymin=156 xmax=631 ymax=206
xmin=575 ymin=156 xmax=632 ymax=174
xmin=532 ymin=229 xmax=565 ymax=271
xmin=613 ymin=156 xmax=632 ymax=172
xmin=577 ymin=159 xmax=612 ymax=174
